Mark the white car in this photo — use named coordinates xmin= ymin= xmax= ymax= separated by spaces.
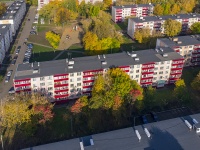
xmin=7 ymin=70 xmax=13 ymax=77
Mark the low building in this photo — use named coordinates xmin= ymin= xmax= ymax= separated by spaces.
xmin=14 ymin=48 xmax=183 ymax=102
xmin=112 ymin=4 xmax=154 ymax=23
xmin=156 ymin=35 xmax=200 ymax=66
xmin=127 ymin=13 xmax=200 ymax=39
xmin=0 ymin=24 xmax=13 ymax=66
xmin=0 ymin=0 xmax=26 ymax=36
xmin=22 ymin=113 xmax=200 ymax=150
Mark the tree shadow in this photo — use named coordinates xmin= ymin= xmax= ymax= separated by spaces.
xmin=145 ymin=127 xmax=184 ymax=150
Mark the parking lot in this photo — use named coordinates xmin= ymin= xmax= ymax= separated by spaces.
xmin=134 ymin=107 xmax=193 ymax=126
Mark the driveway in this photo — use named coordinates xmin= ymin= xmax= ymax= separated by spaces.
xmin=0 ymin=6 xmax=37 ymax=99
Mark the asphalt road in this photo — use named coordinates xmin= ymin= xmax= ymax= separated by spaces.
xmin=0 ymin=6 xmax=37 ymax=99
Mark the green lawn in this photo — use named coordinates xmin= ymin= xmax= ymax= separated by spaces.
xmin=112 ymin=21 xmax=128 ymax=31
xmin=57 ymin=44 xmax=86 ymax=60
xmin=30 ymin=44 xmax=60 ymax=62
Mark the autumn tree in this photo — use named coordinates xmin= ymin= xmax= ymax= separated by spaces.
xmin=71 ymin=96 xmax=89 ymax=114
xmin=88 ymin=5 xmax=100 ymax=17
xmin=45 ymin=31 xmax=61 ymax=49
xmin=90 ymin=68 xmax=143 ymax=110
xmin=83 ymin=31 xmax=100 ymax=50
xmin=0 ymin=2 xmax=7 ymax=16
xmin=163 ymin=19 xmax=182 ymax=37
xmin=171 ymin=3 xmax=180 ymax=14
xmin=103 ymin=0 xmax=112 ymax=9
xmin=163 ymin=2 xmax=171 ymax=15
xmin=191 ymin=72 xmax=200 ymax=91
xmin=153 ymin=4 xmax=164 ymax=15
xmin=181 ymin=0 xmax=196 ymax=13
xmin=134 ymin=28 xmax=151 ymax=44
xmin=54 ymin=7 xmax=71 ymax=25
xmin=190 ymin=22 xmax=200 ymax=34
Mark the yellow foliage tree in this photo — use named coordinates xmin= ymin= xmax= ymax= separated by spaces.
xmin=45 ymin=31 xmax=61 ymax=49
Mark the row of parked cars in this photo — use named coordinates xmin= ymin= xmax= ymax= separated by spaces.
xmin=23 ymin=43 xmax=33 ymax=64
xmin=141 ymin=112 xmax=159 ymax=124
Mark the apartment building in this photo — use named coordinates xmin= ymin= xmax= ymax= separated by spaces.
xmin=0 ymin=0 xmax=26 ymax=36
xmin=14 ymin=48 xmax=183 ymax=102
xmin=127 ymin=13 xmax=200 ymax=39
xmin=0 ymin=24 xmax=13 ymax=66
xmin=156 ymin=35 xmax=200 ymax=66
xmin=112 ymin=4 xmax=154 ymax=23
xmin=38 ymin=0 xmax=116 ymax=10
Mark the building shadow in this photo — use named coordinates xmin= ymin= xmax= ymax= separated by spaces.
xmin=144 ymin=127 xmax=183 ymax=150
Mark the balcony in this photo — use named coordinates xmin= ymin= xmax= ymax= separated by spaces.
xmin=54 ymin=83 xmax=68 ymax=88
xmin=54 ymin=78 xmax=69 ymax=82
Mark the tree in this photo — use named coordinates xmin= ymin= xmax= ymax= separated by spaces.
xmin=54 ymin=7 xmax=71 ymax=25
xmin=45 ymin=31 xmax=61 ymax=49
xmin=164 ymin=19 xmax=182 ymax=37
xmin=163 ymin=2 xmax=171 ymax=15
xmin=153 ymin=4 xmax=164 ymax=15
xmin=88 ymin=6 xmax=100 ymax=17
xmin=190 ymin=22 xmax=200 ymax=34
xmin=71 ymin=96 xmax=88 ymax=114
xmin=0 ymin=2 xmax=7 ymax=16
xmin=191 ymin=72 xmax=200 ymax=91
xmin=143 ymin=86 xmax=156 ymax=110
xmin=134 ymin=28 xmax=151 ymax=44
xmin=171 ymin=3 xmax=180 ymax=14
xmin=82 ymin=31 xmax=99 ymax=50
xmin=0 ymin=95 xmax=32 ymax=128
xmin=181 ymin=0 xmax=196 ymax=13
xmin=103 ymin=0 xmax=112 ymax=9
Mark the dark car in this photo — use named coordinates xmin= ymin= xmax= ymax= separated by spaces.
xmin=5 ymin=76 xmax=10 ymax=83
xmin=17 ymin=46 xmax=21 ymax=50
xmin=151 ymin=112 xmax=159 ymax=122
xmin=28 ymin=19 xmax=30 ymax=21
xmin=30 ymin=31 xmax=36 ymax=35
xmin=142 ymin=115 xmax=148 ymax=124
xmin=11 ymin=59 xmax=16 ymax=65
xmin=13 ymin=55 xmax=18 ymax=59
xmin=8 ymin=87 xmax=15 ymax=94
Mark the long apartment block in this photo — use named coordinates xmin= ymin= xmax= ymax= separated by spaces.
xmin=156 ymin=35 xmax=200 ymax=67
xmin=14 ymin=48 xmax=184 ymax=102
xmin=0 ymin=24 xmax=13 ymax=65
xmin=127 ymin=13 xmax=200 ymax=39
xmin=0 ymin=0 xmax=26 ymax=35
xmin=112 ymin=4 xmax=154 ymax=23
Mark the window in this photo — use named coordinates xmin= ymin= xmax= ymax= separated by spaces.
xmin=33 ymin=84 xmax=37 ymax=87
xmin=136 ymin=70 xmax=139 ymax=73
xmin=70 ymin=73 xmax=74 ymax=77
xmin=48 ymin=92 xmax=52 ymax=96
xmin=154 ymin=67 xmax=158 ymax=70
xmin=77 ymin=72 xmax=81 ymax=76
xmin=161 ymin=61 xmax=164 ymax=64
xmin=166 ymin=66 xmax=169 ymax=69
xmin=154 ymin=72 xmax=157 ymax=75
xmin=159 ymin=71 xmax=163 ymax=74
xmin=137 ymin=65 xmax=140 ymax=68
xmin=135 ymin=75 xmax=139 ymax=78
xmin=70 ymin=84 xmax=74 ymax=88
xmin=77 ymin=83 xmax=81 ymax=86
xmin=47 ymin=76 xmax=52 ymax=80
xmin=40 ymin=82 xmax=45 ymax=86
xmin=48 ymin=82 xmax=52 ymax=85
xmin=167 ymin=61 xmax=170 ymax=64
xmin=33 ymin=78 xmax=36 ymax=81
xmin=48 ymin=87 xmax=53 ymax=91
xmin=130 ymin=71 xmax=133 ymax=74
xmin=70 ymin=79 xmax=74 ymax=82
xmin=160 ymin=67 xmax=164 ymax=70
xmin=165 ymin=71 xmax=168 ymax=74
xmin=160 ymin=76 xmax=163 ymax=79
xmin=40 ymin=77 xmax=44 ymax=81
xmin=77 ymin=88 xmax=81 ymax=91
xmin=77 ymin=77 xmax=81 ymax=81
xmin=153 ymin=77 xmax=157 ymax=80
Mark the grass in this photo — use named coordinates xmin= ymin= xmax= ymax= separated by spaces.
xmin=112 ymin=21 xmax=128 ymax=31
xmin=10 ymin=45 xmax=16 ymax=54
xmin=30 ymin=44 xmax=60 ymax=62
xmin=57 ymin=44 xmax=86 ymax=60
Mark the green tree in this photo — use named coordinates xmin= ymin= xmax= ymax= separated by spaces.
xmin=164 ymin=19 xmax=182 ymax=37
xmin=163 ymin=2 xmax=171 ymax=15
xmin=88 ymin=6 xmax=100 ymax=17
xmin=134 ymin=28 xmax=151 ymax=44
xmin=0 ymin=2 xmax=7 ymax=16
xmin=190 ymin=22 xmax=200 ymax=34
xmin=191 ymin=72 xmax=200 ymax=91
xmin=144 ymin=86 xmax=156 ymax=110
xmin=153 ymin=4 xmax=164 ymax=15
xmin=45 ymin=31 xmax=61 ymax=49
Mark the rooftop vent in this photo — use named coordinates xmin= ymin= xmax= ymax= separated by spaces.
xmin=0 ymin=33 xmax=1 ymax=36
xmin=127 ymin=51 xmax=130 ymax=55
xmin=131 ymin=53 xmax=137 ymax=57
xmin=135 ymin=57 xmax=139 ymax=61
xmin=68 ymin=65 xmax=73 ymax=69
xmin=177 ymin=16 xmax=180 ymax=18
xmin=103 ymin=54 xmax=106 ymax=59
xmin=69 ymin=60 xmax=74 ymax=65
xmin=177 ymin=41 xmax=182 ymax=44
xmin=163 ymin=53 xmax=168 ymax=57
xmin=98 ymin=55 xmax=100 ymax=59
xmin=2 ymin=26 xmax=6 ymax=28
xmin=159 ymin=17 xmax=162 ymax=20
xmin=193 ymin=14 xmax=196 ymax=17
xmin=38 ymin=62 xmax=40 ymax=66
xmin=101 ymin=61 xmax=107 ymax=65
xmin=33 ymin=69 xmax=39 ymax=73
xmin=172 ymin=37 xmax=178 ymax=42
xmin=160 ymin=48 xmax=164 ymax=52
xmin=155 ymin=48 xmax=159 ymax=53
xmin=65 ymin=58 xmax=68 ymax=63
xmin=140 ymin=17 xmax=143 ymax=20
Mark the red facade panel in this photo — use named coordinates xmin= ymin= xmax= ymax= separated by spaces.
xmin=54 ymin=73 xmax=68 ymax=77
xmin=14 ymin=78 xmax=30 ymax=82
xmin=54 ymin=84 xmax=68 ymax=88
xmin=54 ymin=78 xmax=69 ymax=82
xmin=14 ymin=83 xmax=31 ymax=87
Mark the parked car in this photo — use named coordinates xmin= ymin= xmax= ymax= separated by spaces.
xmin=8 ymin=87 xmax=15 ymax=94
xmin=6 ymin=70 xmax=13 ymax=77
xmin=30 ymin=31 xmax=36 ymax=35
xmin=27 ymin=43 xmax=33 ymax=49
xmin=13 ymin=55 xmax=18 ymax=59
xmin=32 ymin=26 xmax=36 ymax=30
xmin=5 ymin=76 xmax=10 ymax=83
xmin=150 ymin=112 xmax=159 ymax=122
xmin=141 ymin=115 xmax=148 ymax=124
xmin=66 ymin=35 xmax=70 ymax=39
xmin=23 ymin=58 xmax=29 ymax=64
xmin=15 ymin=49 xmax=20 ymax=55
xmin=11 ymin=59 xmax=16 ymax=65
xmin=17 ymin=46 xmax=21 ymax=50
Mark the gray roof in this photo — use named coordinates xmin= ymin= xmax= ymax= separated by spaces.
xmin=22 ymin=113 xmax=200 ymax=150
xmin=158 ymin=35 xmax=200 ymax=48
xmin=129 ymin=13 xmax=200 ymax=23
xmin=0 ymin=0 xmax=25 ymax=20
xmin=14 ymin=48 xmax=183 ymax=80
xmin=0 ymin=24 xmax=11 ymax=41
xmin=113 ymin=4 xmax=153 ymax=9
